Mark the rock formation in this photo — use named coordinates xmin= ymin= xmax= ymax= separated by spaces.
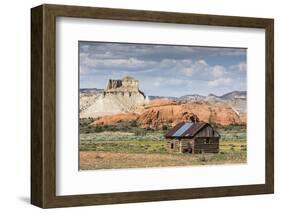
xmin=80 ymin=76 xmax=147 ymax=118
xmin=80 ymin=76 xmax=247 ymax=127
xmin=91 ymin=99 xmax=246 ymax=128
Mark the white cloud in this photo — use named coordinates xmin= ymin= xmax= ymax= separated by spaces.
xmin=80 ymin=66 xmax=88 ymax=75
xmin=197 ymin=60 xmax=208 ymax=66
xmin=208 ymin=78 xmax=233 ymax=87
xmin=79 ymin=42 xmax=246 ymax=96
xmin=180 ymin=60 xmax=208 ymax=77
xmin=152 ymin=77 xmax=185 ymax=87
xmin=82 ymin=57 xmax=157 ymax=71
xmin=180 ymin=60 xmax=225 ymax=79
xmin=181 ymin=67 xmax=193 ymax=76
xmin=211 ymin=65 xmax=225 ymax=77
xmin=207 ymin=48 xmax=246 ymax=56
xmin=229 ymin=62 xmax=247 ymax=72
xmin=153 ymin=79 xmax=161 ymax=87
xmin=238 ymin=62 xmax=247 ymax=72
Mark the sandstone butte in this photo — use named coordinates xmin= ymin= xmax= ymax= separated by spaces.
xmin=80 ymin=76 xmax=147 ymax=118
xmin=91 ymin=99 xmax=247 ymax=129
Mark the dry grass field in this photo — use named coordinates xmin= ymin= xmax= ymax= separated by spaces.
xmin=80 ymin=146 xmax=246 ymax=170
xmin=79 ymin=123 xmax=247 ymax=170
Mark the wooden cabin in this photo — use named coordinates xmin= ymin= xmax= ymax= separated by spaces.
xmin=165 ymin=122 xmax=220 ymax=154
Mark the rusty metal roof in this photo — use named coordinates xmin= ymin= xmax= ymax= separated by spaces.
xmin=172 ymin=123 xmax=193 ymax=137
xmin=165 ymin=122 xmax=208 ymax=138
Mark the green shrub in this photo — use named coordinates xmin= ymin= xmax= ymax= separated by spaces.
xmin=135 ymin=129 xmax=146 ymax=136
xmin=162 ymin=125 xmax=168 ymax=130
xmin=131 ymin=120 xmax=138 ymax=127
xmin=94 ymin=125 xmax=103 ymax=132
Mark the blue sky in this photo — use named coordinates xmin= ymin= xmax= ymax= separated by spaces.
xmin=79 ymin=41 xmax=246 ymax=97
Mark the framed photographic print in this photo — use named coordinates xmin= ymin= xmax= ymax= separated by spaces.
xmin=31 ymin=4 xmax=274 ymax=208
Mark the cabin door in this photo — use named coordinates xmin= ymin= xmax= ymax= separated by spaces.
xmin=183 ymin=141 xmax=193 ymax=153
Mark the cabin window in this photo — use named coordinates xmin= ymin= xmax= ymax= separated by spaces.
xmin=171 ymin=142 xmax=174 ymax=149
xmin=204 ymin=138 xmax=210 ymax=144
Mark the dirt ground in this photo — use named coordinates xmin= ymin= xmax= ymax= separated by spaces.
xmin=79 ymin=151 xmax=246 ymax=170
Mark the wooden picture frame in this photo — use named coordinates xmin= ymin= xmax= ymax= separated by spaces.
xmin=31 ymin=4 xmax=274 ymax=208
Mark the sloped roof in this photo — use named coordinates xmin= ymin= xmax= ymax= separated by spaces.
xmin=165 ymin=122 xmax=209 ymax=138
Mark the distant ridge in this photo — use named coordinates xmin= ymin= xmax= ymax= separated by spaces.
xmin=148 ymin=95 xmax=178 ymax=101
xmin=219 ymin=91 xmax=247 ymax=100
xmin=80 ymin=83 xmax=247 ymax=119
xmin=80 ymin=88 xmax=247 ymax=101
xmin=80 ymin=88 xmax=103 ymax=94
